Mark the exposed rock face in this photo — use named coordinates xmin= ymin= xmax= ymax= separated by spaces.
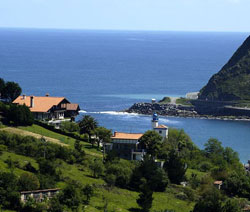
xmin=199 ymin=35 xmax=250 ymax=101
xmin=126 ymin=103 xmax=198 ymax=117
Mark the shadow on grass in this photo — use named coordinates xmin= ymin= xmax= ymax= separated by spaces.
xmin=129 ymin=208 xmax=141 ymax=212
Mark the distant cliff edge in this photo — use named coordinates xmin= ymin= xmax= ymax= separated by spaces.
xmin=199 ymin=35 xmax=250 ymax=101
xmin=126 ymin=35 xmax=250 ymax=119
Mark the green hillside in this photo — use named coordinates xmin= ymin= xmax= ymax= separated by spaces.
xmin=199 ymin=35 xmax=250 ymax=101
xmin=0 ymin=125 xmax=195 ymax=212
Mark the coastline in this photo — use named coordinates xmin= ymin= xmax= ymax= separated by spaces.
xmin=125 ymin=102 xmax=250 ymax=122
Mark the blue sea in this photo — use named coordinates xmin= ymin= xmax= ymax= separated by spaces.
xmin=0 ymin=28 xmax=249 ymax=162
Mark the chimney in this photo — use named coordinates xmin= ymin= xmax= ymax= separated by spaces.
xmin=114 ymin=131 xmax=117 ymax=136
xmin=45 ymin=93 xmax=49 ymax=97
xmin=22 ymin=94 xmax=26 ymax=100
xmin=30 ymin=96 xmax=34 ymax=108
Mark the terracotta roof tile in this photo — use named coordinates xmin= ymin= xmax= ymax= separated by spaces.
xmin=214 ymin=181 xmax=223 ymax=185
xmin=112 ymin=132 xmax=143 ymax=140
xmin=13 ymin=95 xmax=66 ymax=112
xmin=61 ymin=103 xmax=80 ymax=111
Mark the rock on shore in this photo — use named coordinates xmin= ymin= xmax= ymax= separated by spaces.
xmin=125 ymin=102 xmax=199 ymax=118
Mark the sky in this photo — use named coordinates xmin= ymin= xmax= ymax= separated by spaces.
xmin=0 ymin=0 xmax=250 ymax=32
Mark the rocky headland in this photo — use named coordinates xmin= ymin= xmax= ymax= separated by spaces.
xmin=126 ymin=35 xmax=250 ymax=121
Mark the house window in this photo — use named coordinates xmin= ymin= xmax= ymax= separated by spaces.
xmin=159 ymin=130 xmax=162 ymax=134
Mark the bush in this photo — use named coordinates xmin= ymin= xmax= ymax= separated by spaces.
xmin=18 ymin=173 xmax=40 ymax=191
xmin=89 ymin=159 xmax=104 ymax=178
xmin=60 ymin=121 xmax=80 ymax=133
xmin=7 ymin=104 xmax=34 ymax=126
xmin=198 ymin=161 xmax=213 ymax=172
xmin=105 ymin=160 xmax=134 ymax=188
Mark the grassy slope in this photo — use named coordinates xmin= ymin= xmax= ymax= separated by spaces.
xmin=19 ymin=124 xmax=102 ymax=157
xmin=0 ymin=125 xmax=195 ymax=212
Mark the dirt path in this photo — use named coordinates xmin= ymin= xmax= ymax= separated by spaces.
xmin=0 ymin=127 xmax=68 ymax=146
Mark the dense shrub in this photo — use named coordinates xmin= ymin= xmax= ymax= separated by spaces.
xmin=7 ymin=104 xmax=34 ymax=126
xmin=105 ymin=160 xmax=134 ymax=188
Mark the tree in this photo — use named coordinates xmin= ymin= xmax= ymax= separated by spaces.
xmin=221 ymin=198 xmax=241 ymax=212
xmin=37 ymin=158 xmax=57 ymax=177
xmin=204 ymin=138 xmax=224 ymax=157
xmin=0 ymin=172 xmax=21 ymax=210
xmin=7 ymin=104 xmax=34 ymax=126
xmin=94 ymin=127 xmax=112 ymax=148
xmin=89 ymin=159 xmax=104 ymax=178
xmin=130 ymin=155 xmax=169 ymax=192
xmin=59 ymin=184 xmax=81 ymax=210
xmin=82 ymin=184 xmax=94 ymax=204
xmin=137 ymin=178 xmax=153 ymax=212
xmin=2 ymin=81 xmax=22 ymax=102
xmin=48 ymin=196 xmax=64 ymax=212
xmin=163 ymin=151 xmax=187 ymax=184
xmin=0 ymin=78 xmax=5 ymax=97
xmin=18 ymin=173 xmax=40 ymax=191
xmin=223 ymin=171 xmax=250 ymax=198
xmin=193 ymin=187 xmax=224 ymax=212
xmin=139 ymin=130 xmax=162 ymax=158
xmin=61 ymin=121 xmax=80 ymax=133
xmin=105 ymin=160 xmax=134 ymax=188
xmin=74 ymin=139 xmax=83 ymax=152
xmin=79 ymin=115 xmax=98 ymax=145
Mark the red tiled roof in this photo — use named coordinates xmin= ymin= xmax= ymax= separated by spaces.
xmin=13 ymin=95 xmax=67 ymax=112
xmin=214 ymin=181 xmax=223 ymax=185
xmin=112 ymin=132 xmax=143 ymax=140
xmin=61 ymin=103 xmax=80 ymax=111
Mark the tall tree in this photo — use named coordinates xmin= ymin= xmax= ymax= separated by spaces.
xmin=0 ymin=78 xmax=5 ymax=97
xmin=2 ymin=81 xmax=22 ymax=102
xmin=79 ymin=115 xmax=98 ymax=144
xmin=193 ymin=187 xmax=224 ymax=212
xmin=94 ymin=126 xmax=112 ymax=148
xmin=139 ymin=130 xmax=162 ymax=158
xmin=137 ymin=178 xmax=153 ymax=212
xmin=163 ymin=151 xmax=187 ymax=184
xmin=18 ymin=173 xmax=40 ymax=191
xmin=7 ymin=104 xmax=34 ymax=126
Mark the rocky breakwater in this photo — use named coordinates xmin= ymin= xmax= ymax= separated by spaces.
xmin=126 ymin=102 xmax=199 ymax=118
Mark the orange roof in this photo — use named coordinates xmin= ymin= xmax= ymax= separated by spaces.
xmin=13 ymin=95 xmax=66 ymax=112
xmin=214 ymin=181 xmax=223 ymax=185
xmin=112 ymin=132 xmax=143 ymax=140
xmin=61 ymin=103 xmax=80 ymax=111
xmin=155 ymin=125 xmax=168 ymax=129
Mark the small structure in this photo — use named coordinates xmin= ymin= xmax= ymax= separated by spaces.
xmin=20 ymin=188 xmax=60 ymax=203
xmin=186 ymin=92 xmax=199 ymax=100
xmin=152 ymin=113 xmax=168 ymax=139
xmin=214 ymin=181 xmax=223 ymax=190
xmin=13 ymin=94 xmax=80 ymax=121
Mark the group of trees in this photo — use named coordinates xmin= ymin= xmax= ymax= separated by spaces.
xmin=0 ymin=78 xmax=33 ymax=126
xmin=0 ymin=78 xmax=22 ymax=102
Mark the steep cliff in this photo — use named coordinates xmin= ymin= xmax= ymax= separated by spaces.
xmin=199 ymin=35 xmax=250 ymax=101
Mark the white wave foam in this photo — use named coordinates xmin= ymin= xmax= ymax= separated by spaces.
xmin=79 ymin=110 xmax=180 ymax=125
xmin=79 ymin=110 xmax=87 ymax=113
xmin=84 ymin=111 xmax=140 ymax=116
